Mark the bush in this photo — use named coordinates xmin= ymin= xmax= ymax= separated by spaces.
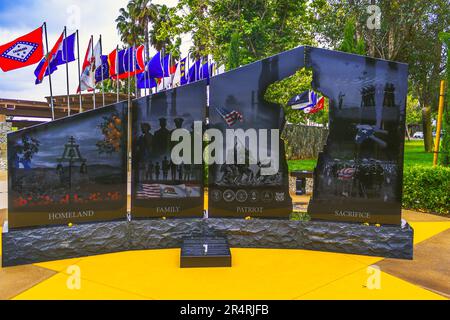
xmin=403 ymin=166 xmax=450 ymax=215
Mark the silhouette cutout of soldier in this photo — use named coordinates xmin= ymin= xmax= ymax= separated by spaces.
xmin=146 ymin=160 xmax=154 ymax=181
xmin=154 ymin=118 xmax=171 ymax=157
xmin=136 ymin=123 xmax=153 ymax=181
xmin=162 ymin=156 xmax=170 ymax=180
xmin=173 ymin=117 xmax=184 ymax=129
xmin=183 ymin=163 xmax=191 ymax=181
xmin=178 ymin=161 xmax=184 ymax=181
xmin=170 ymin=158 xmax=177 ymax=181
xmin=154 ymin=162 xmax=161 ymax=181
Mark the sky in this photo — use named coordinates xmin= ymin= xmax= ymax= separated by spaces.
xmin=0 ymin=0 xmax=187 ymax=102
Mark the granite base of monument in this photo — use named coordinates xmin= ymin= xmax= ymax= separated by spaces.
xmin=2 ymin=218 xmax=413 ymax=267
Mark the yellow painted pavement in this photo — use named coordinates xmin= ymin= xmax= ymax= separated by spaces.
xmin=2 ymin=221 xmax=449 ymax=300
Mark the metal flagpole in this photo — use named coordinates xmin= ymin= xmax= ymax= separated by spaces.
xmin=64 ymin=27 xmax=71 ymax=116
xmin=161 ymin=47 xmax=165 ymax=91
xmin=100 ymin=35 xmax=105 ymax=107
xmin=187 ymin=51 xmax=191 ymax=84
xmin=91 ymin=35 xmax=96 ymax=109
xmin=43 ymin=22 xmax=55 ymax=120
xmin=116 ymin=45 xmax=119 ymax=103
xmin=143 ymin=47 xmax=148 ymax=96
xmin=76 ymin=30 xmax=82 ymax=113
xmin=127 ymin=46 xmax=131 ymax=99
xmin=134 ymin=45 xmax=138 ymax=98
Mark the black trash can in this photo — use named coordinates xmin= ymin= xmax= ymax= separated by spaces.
xmin=291 ymin=170 xmax=314 ymax=195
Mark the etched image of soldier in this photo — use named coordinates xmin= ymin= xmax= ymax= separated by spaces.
xmin=136 ymin=123 xmax=153 ymax=182
xmin=146 ymin=160 xmax=154 ymax=181
xmin=154 ymin=161 xmax=161 ymax=181
xmin=153 ymin=118 xmax=171 ymax=157
xmin=162 ymin=156 xmax=170 ymax=180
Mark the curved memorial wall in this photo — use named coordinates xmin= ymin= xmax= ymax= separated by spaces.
xmin=2 ymin=46 xmax=413 ymax=267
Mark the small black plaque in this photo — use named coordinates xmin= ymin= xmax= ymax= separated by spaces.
xmin=180 ymin=237 xmax=232 ymax=268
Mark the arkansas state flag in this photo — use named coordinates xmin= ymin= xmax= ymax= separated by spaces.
xmin=0 ymin=26 xmax=44 ymax=72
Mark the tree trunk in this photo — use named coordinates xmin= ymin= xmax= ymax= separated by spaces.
xmin=422 ymin=105 xmax=433 ymax=152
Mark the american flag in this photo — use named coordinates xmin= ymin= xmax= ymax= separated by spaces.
xmin=136 ymin=184 xmax=161 ymax=199
xmin=215 ymin=107 xmax=243 ymax=127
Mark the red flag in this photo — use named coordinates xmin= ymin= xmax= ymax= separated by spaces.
xmin=308 ymin=96 xmax=325 ymax=114
xmin=77 ymin=38 xmax=95 ymax=93
xmin=108 ymin=48 xmax=118 ymax=79
xmin=0 ymin=26 xmax=44 ymax=72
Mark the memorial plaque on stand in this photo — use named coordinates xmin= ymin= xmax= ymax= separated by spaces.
xmin=180 ymin=237 xmax=232 ymax=268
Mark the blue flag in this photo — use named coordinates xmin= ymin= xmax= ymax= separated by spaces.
xmin=147 ymin=51 xmax=170 ymax=78
xmin=137 ymin=72 xmax=157 ymax=89
xmin=179 ymin=57 xmax=189 ymax=85
xmin=199 ymin=61 xmax=209 ymax=83
xmin=34 ymin=32 xmax=76 ymax=84
xmin=188 ymin=60 xmax=201 ymax=83
xmin=95 ymin=55 xmax=110 ymax=83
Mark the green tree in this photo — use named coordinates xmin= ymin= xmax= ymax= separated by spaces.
xmin=314 ymin=0 xmax=450 ymax=152
xmin=227 ymin=32 xmax=241 ymax=70
xmin=439 ymin=32 xmax=450 ymax=166
xmin=339 ymin=17 xmax=365 ymax=55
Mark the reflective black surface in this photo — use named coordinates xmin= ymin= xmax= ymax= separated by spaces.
xmin=131 ymin=81 xmax=206 ymax=218
xmin=207 ymin=47 xmax=305 ymax=218
xmin=7 ymin=103 xmax=129 ymax=229
xmin=306 ymin=47 xmax=408 ymax=225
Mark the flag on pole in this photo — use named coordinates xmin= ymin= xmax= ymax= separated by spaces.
xmin=147 ymin=51 xmax=170 ymax=78
xmin=0 ymin=26 xmax=44 ymax=72
xmin=108 ymin=48 xmax=118 ymax=78
xmin=34 ymin=32 xmax=76 ymax=84
xmin=199 ymin=61 xmax=210 ymax=83
xmin=304 ymin=96 xmax=325 ymax=114
xmin=288 ymin=90 xmax=325 ymax=114
xmin=109 ymin=48 xmax=127 ymax=79
xmin=123 ymin=45 xmax=145 ymax=76
xmin=93 ymin=40 xmax=102 ymax=69
xmin=95 ymin=55 xmax=110 ymax=83
xmin=77 ymin=37 xmax=95 ymax=92
xmin=136 ymin=73 xmax=157 ymax=89
xmin=188 ymin=60 xmax=201 ymax=83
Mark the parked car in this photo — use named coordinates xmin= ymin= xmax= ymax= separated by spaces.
xmin=413 ymin=132 xmax=424 ymax=139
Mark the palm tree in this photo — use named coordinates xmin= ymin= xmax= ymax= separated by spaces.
xmin=116 ymin=0 xmax=159 ymax=60
xmin=116 ymin=3 xmax=141 ymax=46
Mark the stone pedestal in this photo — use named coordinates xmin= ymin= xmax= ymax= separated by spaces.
xmin=2 ymin=218 xmax=413 ymax=267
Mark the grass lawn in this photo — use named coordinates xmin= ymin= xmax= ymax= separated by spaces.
xmin=288 ymin=140 xmax=433 ymax=172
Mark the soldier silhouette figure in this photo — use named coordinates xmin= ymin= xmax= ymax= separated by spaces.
xmin=154 ymin=118 xmax=171 ymax=157
xmin=170 ymin=158 xmax=177 ymax=181
xmin=155 ymin=162 xmax=161 ymax=181
xmin=146 ymin=160 xmax=154 ymax=181
xmin=162 ymin=156 xmax=170 ymax=180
